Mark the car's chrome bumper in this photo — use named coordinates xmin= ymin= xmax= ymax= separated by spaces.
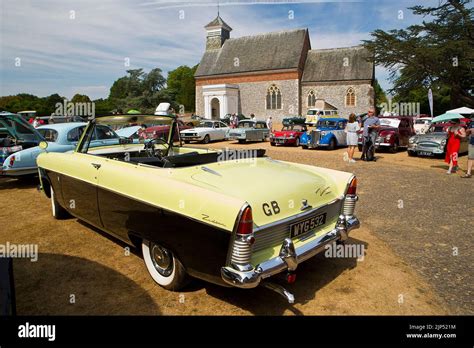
xmin=181 ymin=136 xmax=202 ymax=141
xmin=0 ymin=167 xmax=37 ymax=176
xmin=228 ymin=135 xmax=245 ymax=139
xmin=221 ymin=215 xmax=360 ymax=289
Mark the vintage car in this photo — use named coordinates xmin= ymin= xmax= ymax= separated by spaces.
xmin=414 ymin=117 xmax=433 ymax=135
xmin=300 ymin=117 xmax=347 ymax=150
xmin=227 ymin=120 xmax=270 ymax=143
xmin=270 ymin=117 xmax=307 ymax=146
xmin=407 ymin=120 xmax=470 ymax=157
xmin=0 ymin=112 xmax=44 ymax=167
xmin=1 ymin=122 xmax=85 ymax=176
xmin=36 ymin=113 xmax=360 ymax=303
xmin=305 ymin=108 xmax=338 ymax=125
xmin=179 ymin=120 xmax=229 ymax=144
xmin=357 ymin=116 xmax=415 ymax=153
xmin=116 ymin=120 xmax=192 ymax=142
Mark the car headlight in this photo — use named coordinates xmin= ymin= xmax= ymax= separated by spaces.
xmin=441 ymin=139 xmax=447 ymax=146
xmin=320 ymin=131 xmax=327 ymax=136
xmin=409 ymin=137 xmax=416 ymax=144
xmin=385 ymin=134 xmax=392 ymax=140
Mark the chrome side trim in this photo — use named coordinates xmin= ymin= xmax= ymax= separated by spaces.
xmin=201 ymin=166 xmax=222 ymax=177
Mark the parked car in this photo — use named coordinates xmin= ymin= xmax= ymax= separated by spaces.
xmin=178 ymin=115 xmax=203 ymax=127
xmin=305 ymin=108 xmax=338 ymax=125
xmin=227 ymin=120 xmax=270 ymax=143
xmin=36 ymin=113 xmax=360 ymax=303
xmin=357 ymin=116 xmax=416 ymax=153
xmin=116 ymin=120 xmax=192 ymax=142
xmin=300 ymin=117 xmax=347 ymax=150
xmin=180 ymin=120 xmax=229 ymax=144
xmin=270 ymin=121 xmax=307 ymax=146
xmin=414 ymin=117 xmax=433 ymax=134
xmin=0 ymin=112 xmax=44 ymax=167
xmin=1 ymin=122 xmax=124 ymax=177
xmin=407 ymin=119 xmax=470 ymax=157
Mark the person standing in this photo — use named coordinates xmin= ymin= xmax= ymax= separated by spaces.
xmin=266 ymin=116 xmax=273 ymax=132
xmin=360 ymin=107 xmax=380 ymax=161
xmin=445 ymin=119 xmax=466 ymax=174
xmin=344 ymin=113 xmax=360 ymax=163
xmin=461 ymin=117 xmax=474 ymax=178
xmin=32 ymin=117 xmax=40 ymax=128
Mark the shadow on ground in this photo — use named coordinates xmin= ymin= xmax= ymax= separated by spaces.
xmin=13 ymin=253 xmax=160 ymax=315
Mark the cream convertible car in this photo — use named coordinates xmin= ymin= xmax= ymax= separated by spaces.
xmin=37 ymin=114 xmax=360 ymax=302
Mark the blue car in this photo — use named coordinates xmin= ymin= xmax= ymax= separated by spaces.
xmin=300 ymin=117 xmax=348 ymax=150
xmin=1 ymin=122 xmax=121 ymax=177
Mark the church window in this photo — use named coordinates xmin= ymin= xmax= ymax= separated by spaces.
xmin=345 ymin=87 xmax=356 ymax=106
xmin=307 ymin=90 xmax=316 ymax=107
xmin=266 ymin=85 xmax=282 ymax=110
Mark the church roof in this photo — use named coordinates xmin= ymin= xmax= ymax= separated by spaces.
xmin=302 ymin=46 xmax=374 ymax=82
xmin=205 ymin=15 xmax=232 ymax=31
xmin=195 ymin=28 xmax=308 ymax=77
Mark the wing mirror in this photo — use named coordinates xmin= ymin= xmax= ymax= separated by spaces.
xmin=39 ymin=141 xmax=49 ymax=152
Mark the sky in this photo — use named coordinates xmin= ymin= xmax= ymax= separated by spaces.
xmin=0 ymin=0 xmax=440 ymax=100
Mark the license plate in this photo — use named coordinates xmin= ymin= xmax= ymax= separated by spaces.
xmin=290 ymin=213 xmax=327 ymax=238
xmin=418 ymin=151 xmax=433 ymax=156
xmin=277 ymin=139 xmax=285 ymax=143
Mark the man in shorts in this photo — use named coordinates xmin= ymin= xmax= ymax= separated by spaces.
xmin=461 ymin=116 xmax=474 ymax=178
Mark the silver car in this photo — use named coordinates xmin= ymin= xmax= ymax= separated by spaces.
xmin=408 ymin=123 xmax=468 ymax=157
xmin=227 ymin=120 xmax=270 ymax=143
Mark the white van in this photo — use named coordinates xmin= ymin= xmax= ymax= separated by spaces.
xmin=305 ymin=108 xmax=338 ymax=124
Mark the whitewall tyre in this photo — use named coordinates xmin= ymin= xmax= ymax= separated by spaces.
xmin=142 ymin=240 xmax=189 ymax=291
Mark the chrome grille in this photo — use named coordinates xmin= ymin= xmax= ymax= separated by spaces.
xmin=418 ymin=142 xmax=439 ymax=148
xmin=311 ymin=130 xmax=321 ymax=144
xmin=253 ymin=199 xmax=342 ymax=253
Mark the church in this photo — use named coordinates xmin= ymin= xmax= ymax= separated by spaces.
xmin=195 ymin=15 xmax=375 ymax=122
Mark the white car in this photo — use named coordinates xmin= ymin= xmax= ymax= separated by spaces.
xmin=180 ymin=120 xmax=229 ymax=144
xmin=414 ymin=117 xmax=433 ymax=134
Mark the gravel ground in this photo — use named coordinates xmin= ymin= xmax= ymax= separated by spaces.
xmin=0 ymin=139 xmax=471 ymax=315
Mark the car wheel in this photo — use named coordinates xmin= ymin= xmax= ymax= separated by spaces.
xmin=142 ymin=240 xmax=189 ymax=291
xmin=302 ymin=145 xmax=308 ymax=149
xmin=390 ymin=141 xmax=399 ymax=153
xmin=328 ymin=138 xmax=336 ymax=150
xmin=238 ymin=139 xmax=245 ymax=144
xmin=295 ymin=138 xmax=300 ymax=147
xmin=184 ymin=140 xmax=190 ymax=144
xmin=270 ymin=142 xmax=276 ymax=146
xmin=50 ymin=186 xmax=69 ymax=219
xmin=408 ymin=151 xmax=416 ymax=157
xmin=202 ymin=135 xmax=210 ymax=144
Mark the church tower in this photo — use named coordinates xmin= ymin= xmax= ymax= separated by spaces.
xmin=204 ymin=15 xmax=232 ymax=51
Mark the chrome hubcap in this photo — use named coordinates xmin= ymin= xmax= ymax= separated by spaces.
xmin=150 ymin=243 xmax=173 ymax=277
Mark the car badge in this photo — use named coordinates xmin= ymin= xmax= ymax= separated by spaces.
xmin=300 ymin=199 xmax=312 ymax=211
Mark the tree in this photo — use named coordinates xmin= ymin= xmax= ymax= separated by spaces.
xmin=167 ymin=65 xmax=197 ymax=113
xmin=373 ymin=79 xmax=388 ymax=108
xmin=71 ymin=94 xmax=91 ymax=103
xmin=364 ymin=0 xmax=474 ymax=108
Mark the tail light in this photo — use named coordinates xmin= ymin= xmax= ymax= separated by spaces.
xmin=347 ymin=177 xmax=357 ymax=195
xmin=237 ymin=206 xmax=253 ymax=235
xmin=343 ymin=177 xmax=358 ymax=217
xmin=8 ymin=156 xmax=15 ymax=167
xmin=230 ymin=206 xmax=254 ymax=269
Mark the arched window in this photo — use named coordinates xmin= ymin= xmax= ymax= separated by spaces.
xmin=266 ymin=85 xmax=282 ymax=110
xmin=307 ymin=90 xmax=316 ymax=107
xmin=345 ymin=87 xmax=356 ymax=106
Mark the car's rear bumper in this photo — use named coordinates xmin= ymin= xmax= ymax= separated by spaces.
xmin=221 ymin=214 xmax=360 ymax=289
xmin=181 ymin=136 xmax=203 ymax=141
xmin=271 ymin=137 xmax=297 ymax=145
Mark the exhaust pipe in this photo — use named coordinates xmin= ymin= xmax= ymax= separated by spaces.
xmin=262 ymin=281 xmax=295 ymax=304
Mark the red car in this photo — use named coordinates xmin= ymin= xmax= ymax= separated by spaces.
xmin=358 ymin=116 xmax=415 ymax=153
xmin=270 ymin=124 xmax=307 ymax=147
xmin=144 ymin=120 xmax=192 ymax=142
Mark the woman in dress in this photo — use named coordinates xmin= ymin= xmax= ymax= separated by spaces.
xmin=445 ymin=119 xmax=466 ymax=174
xmin=344 ymin=113 xmax=360 ymax=163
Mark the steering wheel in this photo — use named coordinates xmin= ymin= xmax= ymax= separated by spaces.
xmin=144 ymin=138 xmax=167 ymax=157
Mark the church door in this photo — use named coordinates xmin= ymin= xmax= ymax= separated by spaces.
xmin=211 ymin=98 xmax=220 ymax=120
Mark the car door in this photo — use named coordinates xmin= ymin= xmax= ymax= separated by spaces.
xmin=219 ymin=122 xmax=229 ymax=140
xmin=58 ymin=152 xmax=107 ymax=228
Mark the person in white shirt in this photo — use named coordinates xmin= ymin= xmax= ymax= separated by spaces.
xmin=266 ymin=116 xmax=273 ymax=132
xmin=32 ymin=117 xmax=40 ymax=128
xmin=344 ymin=113 xmax=361 ymax=163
